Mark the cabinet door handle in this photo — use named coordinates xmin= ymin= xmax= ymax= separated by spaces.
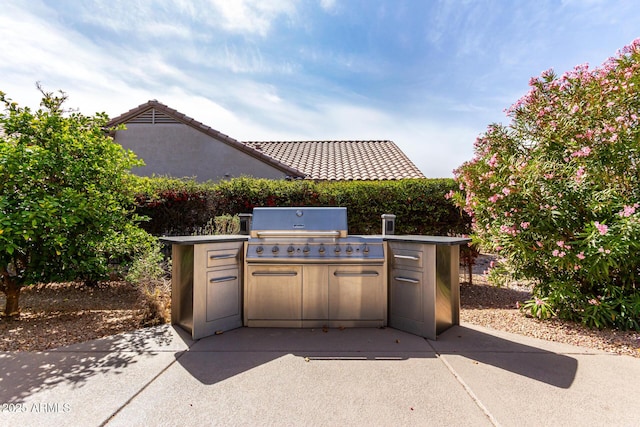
xmin=210 ymin=275 xmax=238 ymax=283
xmin=252 ymin=271 xmax=298 ymax=277
xmin=210 ymin=254 xmax=237 ymax=260
xmin=333 ymin=271 xmax=380 ymax=277
xmin=394 ymin=254 xmax=420 ymax=261
xmin=394 ymin=276 xmax=420 ymax=284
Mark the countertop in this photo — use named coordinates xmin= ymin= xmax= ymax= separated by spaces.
xmin=382 ymin=235 xmax=471 ymax=245
xmin=161 ymin=235 xmax=471 ymax=245
xmin=160 ymin=235 xmax=248 ymax=245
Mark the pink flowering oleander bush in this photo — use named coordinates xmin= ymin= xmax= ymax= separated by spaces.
xmin=452 ymin=39 xmax=640 ymax=330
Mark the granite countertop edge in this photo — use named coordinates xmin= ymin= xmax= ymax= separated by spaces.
xmin=161 ymin=235 xmax=471 ymax=245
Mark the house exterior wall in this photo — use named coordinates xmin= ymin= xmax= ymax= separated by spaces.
xmin=114 ymin=123 xmax=288 ymax=181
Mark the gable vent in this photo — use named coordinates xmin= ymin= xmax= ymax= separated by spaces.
xmin=127 ymin=108 xmax=180 ymax=124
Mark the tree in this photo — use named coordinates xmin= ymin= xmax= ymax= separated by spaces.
xmin=452 ymin=39 xmax=640 ymax=329
xmin=0 ymin=85 xmax=144 ymax=317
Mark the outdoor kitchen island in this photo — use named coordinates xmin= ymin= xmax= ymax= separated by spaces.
xmin=163 ymin=213 xmax=469 ymax=341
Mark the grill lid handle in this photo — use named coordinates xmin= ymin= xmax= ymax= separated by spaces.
xmin=253 ymin=230 xmax=344 ymax=238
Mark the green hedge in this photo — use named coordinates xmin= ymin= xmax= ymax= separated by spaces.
xmin=132 ymin=176 xmax=470 ymax=237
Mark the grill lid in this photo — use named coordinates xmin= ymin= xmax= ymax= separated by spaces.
xmin=250 ymin=207 xmax=348 ymax=238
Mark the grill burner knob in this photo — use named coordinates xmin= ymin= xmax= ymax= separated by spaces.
xmin=334 ymin=246 xmax=341 ymax=254
xmin=256 ymin=246 xmax=264 ymax=254
xmin=363 ymin=244 xmax=369 ymax=254
xmin=346 ymin=245 xmax=353 ymax=254
xmin=318 ymin=244 xmax=326 ymax=254
xmin=287 ymin=245 xmax=295 ymax=254
xmin=303 ymin=245 xmax=311 ymax=254
xmin=272 ymin=246 xmax=279 ymax=254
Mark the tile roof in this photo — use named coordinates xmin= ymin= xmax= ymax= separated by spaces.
xmin=244 ymin=140 xmax=426 ymax=181
xmin=108 ymin=100 xmax=426 ymax=181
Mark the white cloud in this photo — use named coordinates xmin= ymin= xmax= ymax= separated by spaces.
xmin=206 ymin=0 xmax=298 ymax=36
xmin=319 ymin=0 xmax=338 ymax=12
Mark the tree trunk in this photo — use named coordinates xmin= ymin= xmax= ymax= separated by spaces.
xmin=3 ymin=276 xmax=21 ymax=318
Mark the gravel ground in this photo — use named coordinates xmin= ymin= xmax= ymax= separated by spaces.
xmin=0 ymin=281 xmax=142 ymax=352
xmin=1 ymin=258 xmax=639 ymax=356
xmin=461 ymin=255 xmax=640 ymax=358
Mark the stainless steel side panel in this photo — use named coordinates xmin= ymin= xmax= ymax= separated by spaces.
xmin=171 ymin=244 xmax=194 ymax=334
xmin=435 ymin=245 xmax=460 ymax=335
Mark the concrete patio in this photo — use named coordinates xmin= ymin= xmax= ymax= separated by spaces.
xmin=1 ymin=323 xmax=638 ymax=426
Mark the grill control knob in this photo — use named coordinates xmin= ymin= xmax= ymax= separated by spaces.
xmin=303 ymin=245 xmax=311 ymax=254
xmin=334 ymin=245 xmax=341 ymax=254
xmin=272 ymin=246 xmax=279 ymax=254
xmin=363 ymin=244 xmax=369 ymax=254
xmin=287 ymin=245 xmax=295 ymax=254
xmin=256 ymin=246 xmax=264 ymax=254
xmin=346 ymin=245 xmax=353 ymax=254
xmin=318 ymin=244 xmax=326 ymax=254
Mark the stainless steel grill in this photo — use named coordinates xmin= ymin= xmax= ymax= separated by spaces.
xmin=246 ymin=207 xmax=384 ymax=263
xmin=244 ymin=207 xmax=387 ymax=328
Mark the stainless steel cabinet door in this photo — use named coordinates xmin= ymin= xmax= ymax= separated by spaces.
xmin=328 ymin=266 xmax=384 ymax=320
xmin=390 ymin=269 xmax=424 ymax=322
xmin=246 ymin=265 xmax=302 ymax=320
xmin=192 ymin=241 xmax=244 ymax=339
xmin=206 ymin=268 xmax=241 ymax=322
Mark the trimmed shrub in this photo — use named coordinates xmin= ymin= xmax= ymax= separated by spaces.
xmin=132 ymin=176 xmax=470 ymax=237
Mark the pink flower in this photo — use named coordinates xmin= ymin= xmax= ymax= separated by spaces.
xmin=577 ymin=252 xmax=586 ymax=260
xmin=487 ymin=153 xmax=498 ymax=168
xmin=571 ymin=146 xmax=592 ymax=158
xmin=595 ymin=221 xmax=608 ymax=235
xmin=520 ymin=222 xmax=530 ymax=229
xmin=556 ymin=241 xmax=565 ymax=248
xmin=618 ymin=204 xmax=637 ymax=217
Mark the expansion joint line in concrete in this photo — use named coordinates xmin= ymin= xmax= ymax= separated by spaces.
xmin=424 ymin=339 xmax=502 ymax=427
xmin=99 ymin=351 xmax=188 ymax=426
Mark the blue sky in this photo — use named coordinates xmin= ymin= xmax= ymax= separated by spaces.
xmin=2 ymin=0 xmax=639 ymax=177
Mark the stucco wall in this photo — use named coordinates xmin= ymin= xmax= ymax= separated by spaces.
xmin=114 ymin=123 xmax=288 ymax=181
